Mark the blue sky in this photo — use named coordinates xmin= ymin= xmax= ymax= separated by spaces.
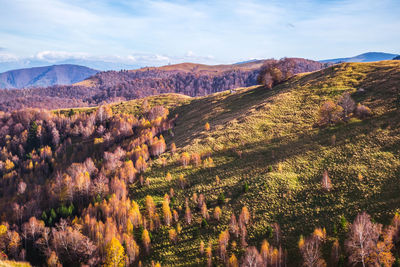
xmin=0 ymin=0 xmax=399 ymax=68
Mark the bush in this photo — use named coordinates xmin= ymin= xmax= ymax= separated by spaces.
xmin=201 ymin=218 xmax=208 ymax=228
xmin=243 ymin=182 xmax=249 ymax=193
xmin=354 ymin=103 xmax=372 ymax=119
xmin=317 ymin=100 xmax=343 ymax=126
xmin=218 ymin=193 xmax=225 ymax=205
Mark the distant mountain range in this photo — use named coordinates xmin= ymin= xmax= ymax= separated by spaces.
xmin=0 ymin=58 xmax=141 ymax=73
xmin=320 ymin=52 xmax=399 ymax=63
xmin=0 ymin=64 xmax=98 ymax=89
xmin=1 ymin=52 xmax=398 ymax=90
xmin=394 ymin=55 xmax=400 ymax=60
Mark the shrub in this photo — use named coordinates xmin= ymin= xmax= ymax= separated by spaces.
xmin=354 ymin=103 xmax=372 ymax=119
xmin=243 ymin=182 xmax=249 ymax=193
xmin=318 ymin=100 xmax=343 ymax=126
xmin=218 ymin=193 xmax=225 ymax=205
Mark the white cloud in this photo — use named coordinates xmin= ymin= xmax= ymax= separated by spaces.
xmin=0 ymin=53 xmax=18 ymax=62
xmin=35 ymin=51 xmax=89 ymax=61
xmin=0 ymin=0 xmax=399 ymax=64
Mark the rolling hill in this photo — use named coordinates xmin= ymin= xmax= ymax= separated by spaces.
xmin=0 ymin=64 xmax=98 ymax=89
xmin=320 ymin=52 xmax=399 ymax=63
xmin=1 ymin=60 xmax=399 ymax=266
xmin=128 ymin=60 xmax=400 ymax=265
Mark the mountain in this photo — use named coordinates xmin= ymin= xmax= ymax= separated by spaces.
xmin=0 ymin=61 xmax=399 ymax=266
xmin=0 ymin=58 xmax=327 ymax=111
xmin=233 ymin=59 xmax=261 ymax=65
xmin=320 ymin=52 xmax=399 ymax=63
xmin=0 ymin=58 xmax=140 ymax=73
xmin=0 ymin=64 xmax=98 ymax=89
xmin=394 ymin=55 xmax=400 ymax=60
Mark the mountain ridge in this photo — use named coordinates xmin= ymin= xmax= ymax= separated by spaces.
xmin=320 ymin=52 xmax=399 ymax=63
xmin=0 ymin=64 xmax=98 ymax=89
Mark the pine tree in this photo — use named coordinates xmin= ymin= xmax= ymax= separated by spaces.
xmin=27 ymin=121 xmax=40 ymax=152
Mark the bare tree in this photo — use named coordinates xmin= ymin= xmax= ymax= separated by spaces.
xmin=338 ymin=92 xmax=355 ymax=120
xmin=321 ymin=170 xmax=332 ymax=191
xmin=299 ymin=235 xmax=326 ymax=267
xmin=242 ymin=246 xmax=263 ymax=267
xmin=345 ymin=212 xmax=381 ymax=267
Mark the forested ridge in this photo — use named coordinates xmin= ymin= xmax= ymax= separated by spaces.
xmin=0 ymin=58 xmax=327 ymax=112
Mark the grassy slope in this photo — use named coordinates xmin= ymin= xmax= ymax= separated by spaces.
xmin=56 ymin=93 xmax=191 ymax=117
xmin=128 ymin=61 xmax=400 ymax=265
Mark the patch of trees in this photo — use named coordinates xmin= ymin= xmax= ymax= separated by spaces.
xmin=0 ymin=102 xmax=175 ymax=265
xmin=257 ymin=58 xmax=330 ymax=88
xmin=317 ymin=92 xmax=372 ymax=127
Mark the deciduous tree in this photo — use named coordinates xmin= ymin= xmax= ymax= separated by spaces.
xmin=105 ymin=237 xmax=125 ymax=267
xmin=345 ymin=212 xmax=380 ymax=267
xmin=318 ymin=100 xmax=343 ymax=126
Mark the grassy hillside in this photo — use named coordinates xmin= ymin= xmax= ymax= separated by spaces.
xmin=130 ymin=60 xmax=400 ymax=265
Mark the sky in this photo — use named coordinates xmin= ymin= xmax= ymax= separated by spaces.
xmin=0 ymin=0 xmax=399 ymax=70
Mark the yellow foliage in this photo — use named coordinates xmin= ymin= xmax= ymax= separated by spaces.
xmin=94 ymin=138 xmax=104 ymax=144
xmin=298 ymin=235 xmax=305 ymax=249
xmin=313 ymin=227 xmax=326 ymax=240
xmin=165 ymin=172 xmax=172 ymax=182
xmin=168 ymin=228 xmax=177 ymax=243
xmin=104 ymin=237 xmax=125 ymax=267
xmin=4 ymin=159 xmax=14 ymax=172
xmin=0 ymin=224 xmax=7 ymax=236
xmin=204 ymin=122 xmax=210 ymax=131
xmin=142 ymin=229 xmax=151 ymax=252
xmin=228 ymin=254 xmax=238 ymax=267
xmin=180 ymin=152 xmax=190 ymax=167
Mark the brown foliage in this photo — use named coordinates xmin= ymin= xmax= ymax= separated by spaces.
xmin=318 ymin=100 xmax=343 ymax=126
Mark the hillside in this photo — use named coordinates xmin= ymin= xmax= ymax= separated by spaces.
xmin=320 ymin=52 xmax=399 ymax=63
xmin=0 ymin=58 xmax=326 ymax=112
xmin=0 ymin=64 xmax=98 ymax=89
xmin=0 ymin=61 xmax=399 ymax=266
xmin=130 ymin=60 xmax=400 ymax=265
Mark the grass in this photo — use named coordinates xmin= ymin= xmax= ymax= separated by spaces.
xmin=126 ymin=61 xmax=400 ymax=266
xmin=55 ymin=93 xmax=190 ymax=117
